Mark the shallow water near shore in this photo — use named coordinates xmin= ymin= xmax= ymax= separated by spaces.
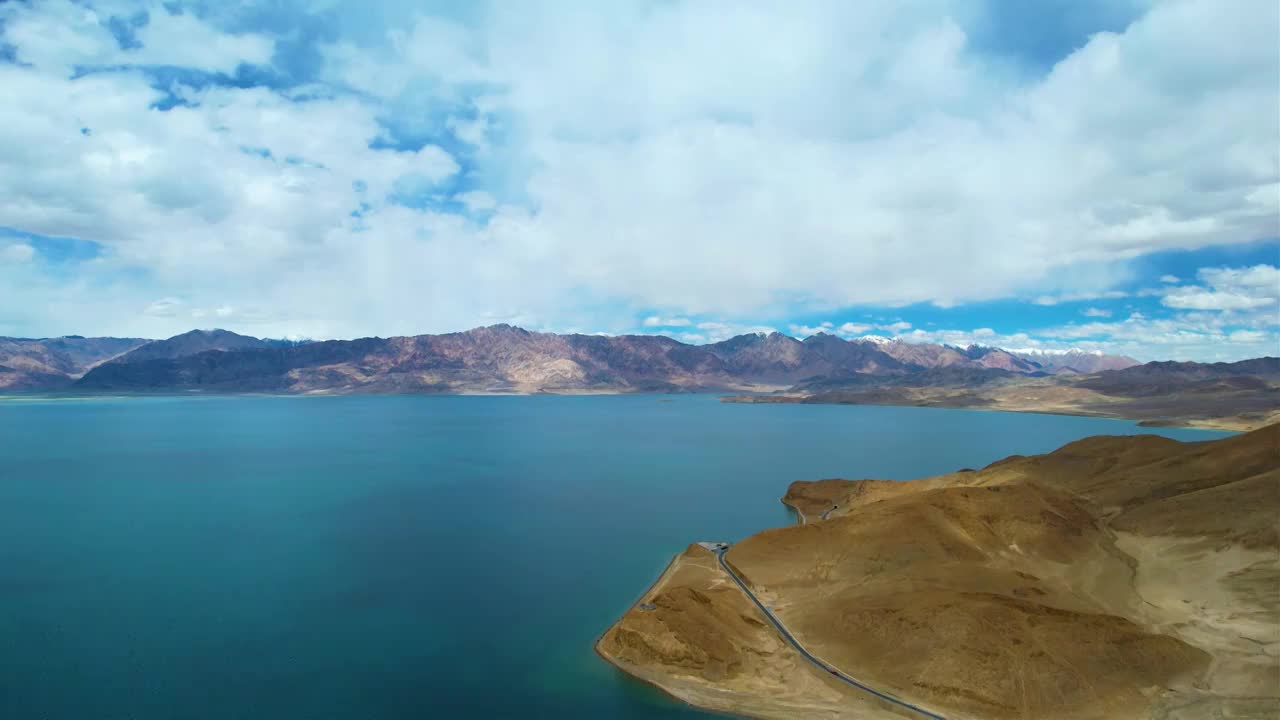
xmin=0 ymin=394 xmax=1229 ymax=719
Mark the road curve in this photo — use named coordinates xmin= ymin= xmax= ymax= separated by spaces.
xmin=713 ymin=548 xmax=947 ymax=720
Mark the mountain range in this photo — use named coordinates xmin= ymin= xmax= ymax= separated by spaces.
xmin=1 ymin=323 xmax=1276 ymax=430
xmin=0 ymin=325 xmax=1141 ymax=393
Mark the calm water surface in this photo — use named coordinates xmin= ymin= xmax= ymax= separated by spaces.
xmin=0 ymin=395 xmax=1229 ymax=719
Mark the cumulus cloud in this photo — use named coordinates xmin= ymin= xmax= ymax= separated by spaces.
xmin=1163 ymin=289 xmax=1273 ymax=311
xmin=1159 ymin=274 xmax=1180 ymax=283
xmin=790 ymin=321 xmax=835 ymax=336
xmin=905 ymin=309 xmax=1278 ymax=362
xmin=1041 ymin=311 xmax=1279 ymax=360
xmin=4 ymin=1 xmax=274 ymax=73
xmin=838 ymin=322 xmax=873 ymax=336
xmin=0 ymin=0 xmax=1276 ymax=346
xmin=1162 ymin=264 xmax=1279 ymax=311
xmin=1081 ymin=307 xmax=1112 ymax=317
xmin=642 ymin=315 xmax=692 ymax=327
xmin=1199 ymin=265 xmax=1279 ymax=292
xmin=789 ymin=320 xmax=911 ymax=338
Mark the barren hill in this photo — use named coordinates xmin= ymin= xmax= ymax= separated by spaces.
xmin=0 ymin=335 xmax=148 ymax=389
xmin=729 ymin=357 xmax=1280 ymax=431
xmin=598 ymin=425 xmax=1280 ymax=719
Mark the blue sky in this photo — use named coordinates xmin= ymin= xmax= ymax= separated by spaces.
xmin=0 ymin=0 xmax=1276 ymax=360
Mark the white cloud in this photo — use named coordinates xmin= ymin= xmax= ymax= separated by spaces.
xmin=3 ymin=2 xmax=273 ymax=73
xmin=1228 ymin=329 xmax=1268 ymax=343
xmin=0 ymin=244 xmax=35 ymax=264
xmin=791 ymin=320 xmax=911 ymax=338
xmin=1081 ymin=307 xmax=1112 ymax=317
xmin=642 ymin=315 xmax=691 ymax=327
xmin=789 ymin=321 xmax=834 ymax=336
xmin=1159 ymin=274 xmax=1180 ymax=283
xmin=131 ymin=7 xmax=274 ymax=73
xmin=0 ymin=0 xmax=1276 ymax=344
xmin=838 ymin=322 xmax=873 ymax=336
xmin=904 ymin=308 xmax=1279 ymax=362
xmin=447 ymin=113 xmax=491 ymax=148
xmin=1162 ymin=289 xmax=1273 ymax=311
xmin=1162 ymin=264 xmax=1278 ymax=311
xmin=1032 ymin=290 xmax=1128 ymax=306
xmin=455 ymin=190 xmax=497 ymax=212
xmin=1199 ymin=264 xmax=1280 ymax=291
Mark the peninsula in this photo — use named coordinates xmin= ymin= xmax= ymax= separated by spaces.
xmin=597 ymin=424 xmax=1280 ymax=719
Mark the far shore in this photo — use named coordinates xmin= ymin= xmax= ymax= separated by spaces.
xmin=0 ymin=388 xmax=1260 ymax=432
xmin=720 ymin=392 xmax=1268 ymax=432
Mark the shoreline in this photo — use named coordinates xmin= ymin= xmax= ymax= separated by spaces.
xmin=593 ymin=550 xmax=755 ymax=720
xmin=0 ymin=389 xmax=1257 ymax=432
xmin=596 ymin=509 xmax=896 ymax=720
xmin=594 ymin=547 xmax=853 ymax=720
xmin=719 ymin=393 xmax=1263 ymax=432
xmin=779 ymin=497 xmax=810 ymax=524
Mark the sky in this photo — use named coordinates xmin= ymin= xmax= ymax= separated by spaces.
xmin=0 ymin=0 xmax=1276 ymax=361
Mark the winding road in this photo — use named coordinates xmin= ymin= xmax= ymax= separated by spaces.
xmin=713 ymin=547 xmax=946 ymax=720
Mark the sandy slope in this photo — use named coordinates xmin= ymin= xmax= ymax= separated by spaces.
xmin=596 ymin=545 xmax=914 ymax=719
xmin=598 ymin=425 xmax=1280 ymax=719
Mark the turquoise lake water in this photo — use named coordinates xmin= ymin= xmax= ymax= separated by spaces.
xmin=0 ymin=395 xmax=1229 ymax=719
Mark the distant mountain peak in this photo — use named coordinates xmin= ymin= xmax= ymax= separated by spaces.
xmin=855 ymin=334 xmax=894 ymax=345
xmin=1010 ymin=347 xmax=1104 ymax=357
xmin=110 ymin=327 xmax=275 ymax=364
xmin=1007 ymin=347 xmax=1139 ymax=374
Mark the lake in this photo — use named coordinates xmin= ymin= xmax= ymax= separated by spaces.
xmin=0 ymin=395 xmax=1229 ymax=719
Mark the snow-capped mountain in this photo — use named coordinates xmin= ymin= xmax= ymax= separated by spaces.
xmin=1009 ymin=348 xmax=1141 ymax=374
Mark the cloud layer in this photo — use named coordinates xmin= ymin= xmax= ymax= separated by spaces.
xmin=0 ymin=0 xmax=1276 ymax=361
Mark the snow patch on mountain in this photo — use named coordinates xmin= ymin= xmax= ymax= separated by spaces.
xmin=856 ymin=335 xmax=894 ymax=345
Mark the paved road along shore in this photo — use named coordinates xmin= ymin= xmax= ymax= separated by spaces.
xmin=713 ymin=547 xmax=947 ymax=720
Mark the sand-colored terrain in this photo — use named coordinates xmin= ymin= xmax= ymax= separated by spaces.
xmin=596 ymin=545 xmax=919 ymax=719
xmin=725 ymin=378 xmax=1280 ymax=432
xmin=599 ymin=425 xmax=1280 ymax=719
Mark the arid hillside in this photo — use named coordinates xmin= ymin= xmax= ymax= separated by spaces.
xmin=0 ymin=335 xmax=148 ymax=389
xmin=598 ymin=425 xmax=1280 ymax=720
xmin=2 ymin=325 xmax=1144 ymax=395
xmin=727 ymin=357 xmax=1280 ymax=432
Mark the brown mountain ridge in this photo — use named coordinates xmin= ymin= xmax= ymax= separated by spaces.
xmin=1 ymin=325 xmax=1135 ymax=393
xmin=2 ymin=326 xmax=1274 ymax=431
